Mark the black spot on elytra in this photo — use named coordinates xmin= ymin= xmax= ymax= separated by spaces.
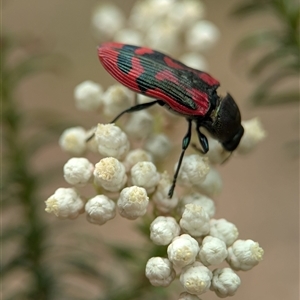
xmin=116 ymin=45 xmax=139 ymax=74
xmin=136 ymin=72 xmax=154 ymax=93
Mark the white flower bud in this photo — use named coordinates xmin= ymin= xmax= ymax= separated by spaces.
xmin=102 ymin=84 xmax=133 ymax=118
xmin=180 ymin=193 xmax=215 ymax=218
xmin=93 ymin=157 xmax=127 ymax=192
xmin=91 ymin=3 xmax=125 ymax=38
xmin=145 ymin=257 xmax=175 ymax=287
xmin=152 ymin=172 xmax=179 ymax=213
xmin=195 ymin=167 xmax=222 ymax=197
xmin=125 ymin=111 xmax=154 ymax=139
xmin=85 ymin=195 xmax=116 ymax=225
xmin=59 ymin=127 xmax=87 ymax=155
xmin=238 ymin=118 xmax=267 ymax=154
xmin=148 ymin=0 xmax=176 ymax=16
xmin=186 ymin=20 xmax=220 ymax=52
xmin=205 ymin=137 xmax=231 ymax=164
xmin=176 ymin=155 xmax=209 ymax=187
xmin=209 ymin=218 xmax=239 ymax=247
xmin=180 ymin=261 xmax=212 ymax=295
xmin=95 ymin=124 xmax=129 ymax=160
xmin=130 ymin=161 xmax=160 ymax=194
xmin=114 ymin=28 xmax=143 ymax=45
xmin=117 ymin=186 xmax=149 ymax=220
xmin=150 ymin=216 xmax=181 ymax=245
xmin=179 ymin=52 xmax=208 ymax=71
xmin=123 ymin=149 xmax=153 ymax=172
xmin=145 ymin=133 xmax=172 ymax=161
xmin=211 ymin=268 xmax=241 ymax=298
xmin=227 ymin=239 xmax=264 ymax=271
xmin=199 ymin=236 xmax=227 ymax=266
xmin=178 ymin=292 xmax=202 ymax=300
xmin=180 ymin=204 xmax=210 ymax=237
xmin=45 ymin=188 xmax=84 ymax=219
xmin=63 ymin=157 xmax=94 ymax=186
xmin=170 ymin=0 xmax=205 ymax=29
xmin=129 ymin=1 xmax=157 ymax=31
xmin=145 ymin=19 xmax=179 ymax=53
xmin=167 ymin=234 xmax=199 ymax=269
xmin=74 ymin=81 xmax=103 ymax=111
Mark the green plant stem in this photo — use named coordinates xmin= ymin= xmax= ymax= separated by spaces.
xmin=3 ymin=62 xmax=55 ymax=300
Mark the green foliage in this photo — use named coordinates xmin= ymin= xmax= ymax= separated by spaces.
xmin=232 ymin=0 xmax=300 ymax=105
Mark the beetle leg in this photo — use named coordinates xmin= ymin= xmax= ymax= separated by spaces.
xmin=110 ymin=100 xmax=160 ymax=123
xmin=168 ymin=119 xmax=192 ymax=198
xmin=86 ymin=100 xmax=160 ymax=142
xmin=195 ymin=126 xmax=209 ymax=154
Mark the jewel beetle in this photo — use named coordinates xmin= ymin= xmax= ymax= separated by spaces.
xmin=97 ymin=42 xmax=244 ymax=198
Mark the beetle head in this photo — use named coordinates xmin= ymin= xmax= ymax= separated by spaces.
xmin=206 ymin=93 xmax=244 ymax=151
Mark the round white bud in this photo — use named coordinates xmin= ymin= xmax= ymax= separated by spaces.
xmin=209 ymin=218 xmax=239 ymax=247
xmin=178 ymin=291 xmax=202 ymax=300
xmin=167 ymin=234 xmax=199 ymax=269
xmin=152 ymin=172 xmax=179 ymax=213
xmin=195 ymin=167 xmax=222 ymax=197
xmin=198 ymin=236 xmax=228 ymax=266
xmin=186 ymin=20 xmax=220 ymax=52
xmin=85 ymin=195 xmax=116 ymax=225
xmin=130 ymin=161 xmax=160 ymax=194
xmin=179 ymin=203 xmax=210 ymax=237
xmin=59 ymin=127 xmax=87 ymax=156
xmin=238 ymin=118 xmax=267 ymax=154
xmin=114 ymin=28 xmax=143 ymax=45
xmin=125 ymin=111 xmax=154 ymax=139
xmin=117 ymin=186 xmax=149 ymax=220
xmin=145 ymin=257 xmax=175 ymax=287
xmin=93 ymin=157 xmax=127 ymax=192
xmin=227 ymin=239 xmax=264 ymax=271
xmin=102 ymin=84 xmax=133 ymax=118
xmin=180 ymin=193 xmax=215 ymax=218
xmin=211 ymin=268 xmax=241 ymax=298
xmin=45 ymin=188 xmax=84 ymax=219
xmin=95 ymin=124 xmax=129 ymax=160
xmin=145 ymin=19 xmax=179 ymax=54
xmin=150 ymin=216 xmax=181 ymax=245
xmin=63 ymin=157 xmax=94 ymax=186
xmin=123 ymin=149 xmax=153 ymax=172
xmin=169 ymin=0 xmax=205 ymax=29
xmin=176 ymin=155 xmax=209 ymax=187
xmin=74 ymin=81 xmax=103 ymax=111
xmin=145 ymin=134 xmax=172 ymax=161
xmin=91 ymin=3 xmax=125 ymax=38
xmin=180 ymin=261 xmax=212 ymax=295
xmin=204 ymin=137 xmax=231 ymax=164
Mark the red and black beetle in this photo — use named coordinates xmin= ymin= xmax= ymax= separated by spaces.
xmin=97 ymin=42 xmax=244 ymax=197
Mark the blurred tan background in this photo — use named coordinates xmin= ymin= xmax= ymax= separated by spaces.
xmin=3 ymin=0 xmax=299 ymax=300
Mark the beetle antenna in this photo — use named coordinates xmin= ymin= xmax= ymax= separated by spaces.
xmin=168 ymin=119 xmax=192 ymax=198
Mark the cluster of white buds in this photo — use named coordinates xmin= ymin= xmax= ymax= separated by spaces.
xmin=146 ymin=202 xmax=264 ymax=298
xmin=46 ymin=1 xmax=268 ymax=299
xmin=49 ymin=105 xmax=265 ymax=299
xmin=91 ymin=0 xmax=219 ymax=65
